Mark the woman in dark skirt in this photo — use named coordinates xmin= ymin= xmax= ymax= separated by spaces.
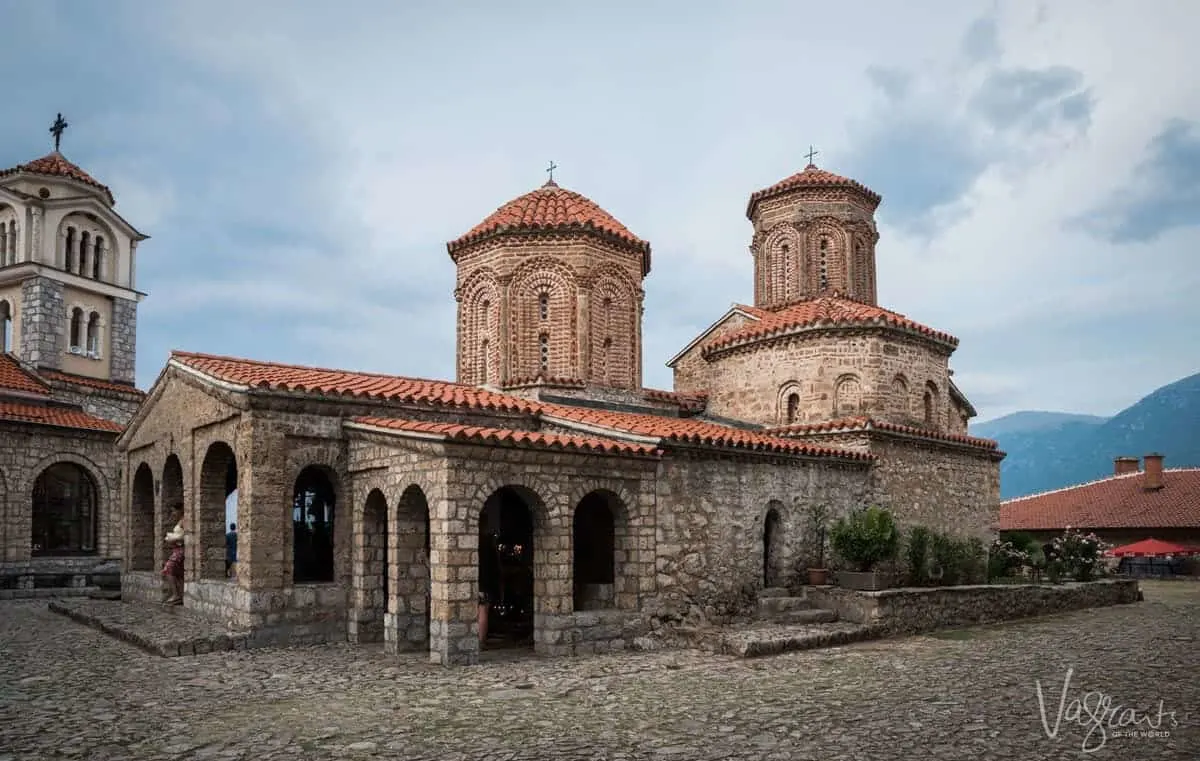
xmin=162 ymin=506 xmax=185 ymax=605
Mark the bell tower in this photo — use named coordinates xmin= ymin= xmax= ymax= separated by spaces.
xmin=746 ymin=149 xmax=881 ymax=308
xmin=0 ymin=114 xmax=148 ymax=387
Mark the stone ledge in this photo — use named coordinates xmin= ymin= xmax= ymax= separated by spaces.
xmin=714 ymin=621 xmax=880 ymax=658
xmin=48 ymin=599 xmax=253 ymax=658
xmin=0 ymin=586 xmax=99 ymax=600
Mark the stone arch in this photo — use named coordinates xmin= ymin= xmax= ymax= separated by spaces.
xmin=58 ymin=212 xmax=115 ymax=278
xmin=762 ymin=224 xmax=802 ymax=304
xmin=776 ymin=381 xmax=804 ymax=425
xmin=476 ymin=483 xmax=548 ymax=647
xmin=31 ymin=461 xmax=99 ymax=556
xmin=834 ymin=373 xmax=863 ymax=417
xmin=458 ymin=269 xmax=501 ymax=384
xmin=161 ymin=454 xmax=185 ymax=575
xmin=762 ymin=500 xmax=786 ymax=588
xmin=510 ymin=258 xmax=578 ymax=379
xmin=891 ymin=374 xmax=910 ymax=420
xmin=350 ymin=488 xmax=389 ymax=643
xmin=923 ymin=381 xmax=940 ymax=429
xmin=128 ymin=462 xmax=156 ymax=571
xmin=198 ymin=442 xmax=237 ymax=580
xmin=0 ymin=203 xmax=18 ymax=266
xmin=22 ymin=452 xmax=111 ymax=556
xmin=807 ymin=221 xmax=845 ymax=293
xmin=388 ymin=483 xmax=431 ymax=652
xmin=572 ymin=489 xmax=629 ymax=611
xmin=588 ymin=274 xmax=636 ymax=387
xmin=292 ymin=464 xmax=339 ymax=584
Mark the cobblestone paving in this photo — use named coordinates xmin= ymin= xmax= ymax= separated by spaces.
xmin=2 ymin=582 xmax=1197 ymax=760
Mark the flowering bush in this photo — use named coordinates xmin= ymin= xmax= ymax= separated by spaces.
xmin=1051 ymin=527 xmax=1111 ymax=581
xmin=988 ymin=539 xmax=1030 ymax=579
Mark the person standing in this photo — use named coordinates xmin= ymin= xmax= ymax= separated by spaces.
xmin=226 ymin=523 xmax=238 ymax=578
xmin=162 ymin=506 xmax=185 ymax=605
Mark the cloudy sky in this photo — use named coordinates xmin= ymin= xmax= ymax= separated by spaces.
xmin=2 ymin=0 xmax=1196 ymax=424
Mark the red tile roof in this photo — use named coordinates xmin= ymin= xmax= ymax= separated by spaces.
xmin=350 ymin=417 xmax=660 ymax=457
xmin=447 ymin=181 xmax=650 ymax=261
xmin=0 ymin=354 xmax=50 ymax=396
xmin=0 ymin=400 xmax=123 ymax=432
xmin=642 ymin=388 xmax=708 ymax=412
xmin=769 ymin=416 xmax=999 ymax=450
xmin=1000 ymin=469 xmax=1200 ymax=531
xmin=170 ymin=351 xmax=540 ymax=413
xmin=38 ymin=369 xmax=145 ymax=396
xmin=747 ymin=164 xmax=881 ymax=218
xmin=539 ymin=403 xmax=873 ymax=461
xmin=702 ymin=295 xmax=958 ymax=355
xmin=0 ymin=152 xmax=114 ymax=204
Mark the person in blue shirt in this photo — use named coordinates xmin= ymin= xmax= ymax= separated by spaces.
xmin=226 ymin=523 xmax=238 ymax=577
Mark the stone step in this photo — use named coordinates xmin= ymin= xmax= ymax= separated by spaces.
xmin=87 ymin=589 xmax=122 ymax=601
xmin=769 ymin=607 xmax=838 ymax=625
xmin=756 ymin=595 xmax=812 ymax=616
xmin=716 ymin=621 xmax=882 ymax=658
xmin=758 ymin=587 xmax=792 ymax=599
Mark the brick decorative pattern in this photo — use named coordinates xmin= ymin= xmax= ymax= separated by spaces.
xmin=18 ymin=276 xmax=65 ymax=370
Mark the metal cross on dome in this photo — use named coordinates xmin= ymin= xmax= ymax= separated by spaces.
xmin=50 ymin=113 xmax=69 ymax=152
xmin=805 ymin=145 xmax=819 ymax=166
xmin=545 ymin=160 xmax=558 ymax=183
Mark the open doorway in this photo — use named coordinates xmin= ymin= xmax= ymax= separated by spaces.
xmin=478 ymin=486 xmax=536 ymax=649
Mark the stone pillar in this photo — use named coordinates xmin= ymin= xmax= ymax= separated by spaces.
xmin=108 ymin=297 xmax=137 ymax=385
xmin=235 ymin=417 xmax=287 ymax=597
xmin=18 ymin=276 xmax=65 ymax=370
xmin=428 ymin=494 xmax=478 ymax=666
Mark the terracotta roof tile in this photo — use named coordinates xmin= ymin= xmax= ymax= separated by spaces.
xmin=38 ymin=369 xmax=145 ymax=396
xmin=642 ymin=388 xmax=708 ymax=412
xmin=503 ymin=375 xmax=587 ymax=389
xmin=769 ymin=416 xmax=999 ymax=450
xmin=350 ymin=417 xmax=660 ymax=457
xmin=747 ymin=163 xmax=881 ymax=218
xmin=538 ymin=403 xmax=873 ymax=461
xmin=0 ymin=354 xmax=50 ymax=396
xmin=0 ymin=152 xmax=114 ymax=204
xmin=170 ymin=351 xmax=540 ymax=413
xmin=1000 ymin=469 xmax=1200 ymax=531
xmin=703 ymin=296 xmax=958 ymax=355
xmin=0 ymin=401 xmax=123 ymax=432
xmin=447 ymin=181 xmax=650 ymax=260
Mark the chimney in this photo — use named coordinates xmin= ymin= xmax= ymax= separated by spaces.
xmin=1143 ymin=453 xmax=1165 ymax=490
xmin=1113 ymin=456 xmax=1139 ymax=476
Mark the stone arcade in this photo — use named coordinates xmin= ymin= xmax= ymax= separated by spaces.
xmin=0 ymin=145 xmax=146 ymax=593
xmin=115 ymin=160 xmax=1004 ymax=665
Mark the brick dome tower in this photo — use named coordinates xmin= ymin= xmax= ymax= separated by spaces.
xmin=447 ymin=176 xmax=650 ymax=391
xmin=746 ymin=159 xmax=881 ymax=308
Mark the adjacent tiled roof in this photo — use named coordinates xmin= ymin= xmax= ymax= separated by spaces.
xmin=539 ymin=403 xmax=873 ymax=461
xmin=0 ymin=353 xmax=50 ymax=396
xmin=350 ymin=417 xmax=660 ymax=457
xmin=747 ymin=163 xmax=881 ymax=218
xmin=170 ymin=351 xmax=540 ymax=413
xmin=643 ymin=388 xmax=707 ymax=412
xmin=0 ymin=400 xmax=123 ymax=432
xmin=702 ymin=295 xmax=958 ymax=355
xmin=768 ymin=416 xmax=999 ymax=450
xmin=1000 ymin=469 xmax=1200 ymax=531
xmin=447 ymin=181 xmax=650 ymax=258
xmin=0 ymin=152 xmax=114 ymax=204
xmin=38 ymin=369 xmax=145 ymax=396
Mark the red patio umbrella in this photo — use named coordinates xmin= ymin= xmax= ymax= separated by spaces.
xmin=1107 ymin=538 xmax=1200 ymax=558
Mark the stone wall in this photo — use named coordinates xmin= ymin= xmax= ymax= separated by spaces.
xmin=536 ymin=610 xmax=649 ymax=656
xmin=0 ymin=419 xmax=121 ymax=565
xmin=670 ymin=310 xmax=757 ymax=397
xmin=18 ymin=276 xmax=65 ymax=370
xmin=108 ymin=297 xmax=138 ymax=386
xmin=865 ymin=434 xmax=1002 ymax=540
xmin=698 ymin=330 xmax=956 ymax=430
xmin=651 ymin=452 xmax=872 ymax=624
xmin=808 ymin=579 xmax=1139 ymax=636
xmin=40 ymin=378 xmax=142 ymax=426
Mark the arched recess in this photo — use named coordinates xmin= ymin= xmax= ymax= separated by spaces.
xmin=511 ymin=260 xmax=577 ymax=379
xmin=352 ymin=488 xmax=389 ymax=643
xmin=763 ymin=225 xmax=802 ymax=304
xmin=807 ymin=223 xmax=845 ymax=293
xmin=763 ymin=501 xmax=786 ymax=588
xmin=777 ymin=381 xmax=804 ymax=425
xmin=392 ymin=484 xmax=431 ymax=649
xmin=588 ymin=275 xmax=636 ymax=387
xmin=198 ymin=443 xmax=237 ymax=580
xmin=293 ymin=465 xmax=337 ymax=584
xmin=128 ymin=463 xmax=156 ymax=571
xmin=0 ymin=204 xmax=18 ymax=267
xmin=161 ymin=454 xmax=185 ymax=576
xmin=458 ymin=270 xmax=501 ymax=384
xmin=834 ymin=374 xmax=863 ymax=417
xmin=891 ymin=374 xmax=910 ymax=420
xmin=923 ymin=381 xmax=940 ymax=430
xmin=31 ymin=462 xmax=98 ymax=556
xmin=572 ymin=489 xmax=634 ymax=611
xmin=58 ymin=213 xmax=114 ymax=280
xmin=478 ymin=484 xmax=542 ymax=648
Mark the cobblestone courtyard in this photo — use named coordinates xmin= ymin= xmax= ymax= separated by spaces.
xmin=1 ymin=583 xmax=1197 ymax=761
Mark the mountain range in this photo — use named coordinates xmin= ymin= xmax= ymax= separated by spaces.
xmin=970 ymin=372 xmax=1200 ymax=499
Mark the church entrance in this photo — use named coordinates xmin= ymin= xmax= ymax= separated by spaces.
xmin=478 ymin=487 xmax=536 ymax=649
xmin=763 ymin=505 xmax=783 ymax=588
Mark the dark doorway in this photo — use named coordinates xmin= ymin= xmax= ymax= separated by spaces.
xmin=573 ymin=491 xmax=616 ymax=611
xmin=293 ymin=466 xmax=336 ymax=583
xmin=478 ymin=487 xmax=536 ymax=648
xmin=763 ymin=506 xmax=783 ymax=587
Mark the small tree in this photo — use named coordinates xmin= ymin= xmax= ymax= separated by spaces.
xmin=830 ymin=506 xmax=899 ymax=572
xmin=906 ymin=525 xmax=932 ymax=586
xmin=807 ymin=504 xmax=830 ymax=569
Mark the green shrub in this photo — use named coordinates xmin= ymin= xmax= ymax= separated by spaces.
xmin=830 ymin=506 xmax=899 ymax=572
xmin=929 ymin=532 xmax=965 ymax=585
xmin=905 ymin=526 xmax=932 ymax=586
xmin=963 ymin=537 xmax=987 ymax=584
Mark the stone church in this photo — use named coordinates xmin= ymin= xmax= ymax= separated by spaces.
xmin=0 ymin=145 xmax=146 ymax=592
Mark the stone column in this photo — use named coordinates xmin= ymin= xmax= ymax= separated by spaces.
xmin=234 ymin=417 xmax=288 ymax=625
xmin=28 ymin=207 xmax=41 ymax=264
xmin=429 ymin=483 xmax=478 ymax=666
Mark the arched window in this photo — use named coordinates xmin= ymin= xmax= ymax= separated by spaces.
xmin=69 ymin=307 xmax=84 ymax=350
xmin=1 ymin=300 xmax=12 ymax=353
xmin=64 ymin=227 xmax=76 ymax=272
xmin=0 ymin=221 xmax=9 ymax=266
xmin=538 ymin=333 xmax=549 ymax=373
xmin=7 ymin=221 xmax=15 ymax=264
xmin=78 ymin=231 xmax=90 ymax=275
xmin=818 ymin=237 xmax=829 ymax=290
xmin=923 ymin=391 xmax=934 ymax=426
xmin=92 ymin=236 xmax=105 ymax=280
xmin=31 ymin=463 xmax=97 ymax=555
xmin=786 ymin=393 xmax=800 ymax=424
xmin=86 ymin=312 xmax=101 ymax=355
xmin=538 ymin=292 xmax=549 ymax=321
